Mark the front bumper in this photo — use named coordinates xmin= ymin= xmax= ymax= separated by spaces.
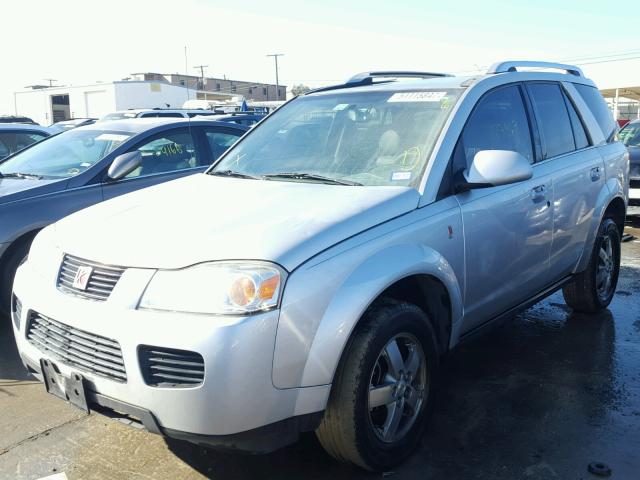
xmin=12 ymin=258 xmax=329 ymax=448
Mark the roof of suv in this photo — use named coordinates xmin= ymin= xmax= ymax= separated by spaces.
xmin=305 ymin=61 xmax=595 ymax=97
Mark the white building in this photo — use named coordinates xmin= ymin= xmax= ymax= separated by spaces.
xmin=14 ymin=80 xmax=233 ymax=125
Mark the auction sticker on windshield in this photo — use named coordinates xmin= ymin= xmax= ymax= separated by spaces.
xmin=387 ymin=91 xmax=447 ymax=102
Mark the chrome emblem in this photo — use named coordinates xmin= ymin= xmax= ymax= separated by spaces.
xmin=72 ymin=266 xmax=93 ymax=290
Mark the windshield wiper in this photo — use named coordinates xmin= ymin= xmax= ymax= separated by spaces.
xmin=263 ymin=172 xmax=362 ymax=186
xmin=0 ymin=172 xmax=43 ymax=180
xmin=209 ymin=169 xmax=261 ymax=180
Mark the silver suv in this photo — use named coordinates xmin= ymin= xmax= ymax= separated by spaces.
xmin=12 ymin=61 xmax=628 ymax=471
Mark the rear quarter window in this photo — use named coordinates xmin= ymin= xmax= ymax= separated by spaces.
xmin=574 ymin=84 xmax=617 ymax=143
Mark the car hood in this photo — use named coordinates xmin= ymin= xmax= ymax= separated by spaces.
xmin=0 ymin=177 xmax=65 ymax=204
xmin=54 ymin=174 xmax=420 ymax=270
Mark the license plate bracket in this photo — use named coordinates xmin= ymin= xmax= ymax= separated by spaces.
xmin=40 ymin=359 xmax=89 ymax=414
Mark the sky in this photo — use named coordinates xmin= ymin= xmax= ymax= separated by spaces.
xmin=1 ymin=0 xmax=639 ymax=115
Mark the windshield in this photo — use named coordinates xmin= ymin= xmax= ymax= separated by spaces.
xmin=619 ymin=122 xmax=640 ymax=147
xmin=0 ymin=129 xmax=131 ymax=179
xmin=100 ymin=112 xmax=139 ymax=121
xmin=211 ymin=89 xmax=462 ymax=187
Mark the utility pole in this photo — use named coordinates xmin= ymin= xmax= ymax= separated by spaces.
xmin=266 ymin=54 xmax=284 ymax=101
xmin=193 ymin=65 xmax=208 ymax=90
xmin=43 ymin=78 xmax=57 ymax=87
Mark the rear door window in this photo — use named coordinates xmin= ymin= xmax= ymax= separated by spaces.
xmin=527 ymin=83 xmax=575 ymax=159
xmin=574 ymin=84 xmax=617 ymax=143
xmin=203 ymin=129 xmax=243 ymax=160
xmin=562 ymin=92 xmax=589 ymax=150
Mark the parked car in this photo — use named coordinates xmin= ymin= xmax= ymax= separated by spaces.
xmin=0 ymin=124 xmax=52 ymax=161
xmin=99 ymin=109 xmax=220 ymax=122
xmin=209 ymin=112 xmax=267 ymax=126
xmin=619 ymin=119 xmax=640 ymax=209
xmin=0 ymin=118 xmax=248 ymax=314
xmin=12 ymin=62 xmax=627 ymax=471
xmin=50 ymin=118 xmax=97 ymax=132
xmin=0 ymin=115 xmax=38 ymax=125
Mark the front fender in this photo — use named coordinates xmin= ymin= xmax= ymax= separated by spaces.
xmin=272 ymin=199 xmax=464 ymax=390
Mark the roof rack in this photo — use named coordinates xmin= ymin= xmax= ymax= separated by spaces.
xmin=308 ymin=70 xmax=452 ymax=94
xmin=487 ymin=61 xmax=583 ymax=77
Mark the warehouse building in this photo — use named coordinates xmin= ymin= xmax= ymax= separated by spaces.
xmin=14 ymin=72 xmax=285 ymax=126
xmin=131 ymin=72 xmax=286 ymax=102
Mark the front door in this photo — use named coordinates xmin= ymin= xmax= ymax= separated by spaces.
xmin=101 ymin=127 xmax=205 ymax=201
xmin=454 ymin=84 xmax=553 ymax=332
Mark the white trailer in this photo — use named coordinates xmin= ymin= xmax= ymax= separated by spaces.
xmin=14 ymin=81 xmax=204 ymax=126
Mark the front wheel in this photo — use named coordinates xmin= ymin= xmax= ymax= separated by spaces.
xmin=562 ymin=217 xmax=621 ymax=313
xmin=315 ymin=299 xmax=439 ymax=471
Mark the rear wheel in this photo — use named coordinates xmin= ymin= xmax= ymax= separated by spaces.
xmin=563 ymin=217 xmax=621 ymax=313
xmin=316 ymin=299 xmax=439 ymax=471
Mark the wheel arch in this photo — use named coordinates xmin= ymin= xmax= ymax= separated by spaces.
xmin=276 ymin=243 xmax=463 ymax=390
xmin=603 ymin=196 xmax=626 ymax=235
xmin=0 ymin=228 xmax=42 ymax=271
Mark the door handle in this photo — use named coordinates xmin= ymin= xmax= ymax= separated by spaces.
xmin=531 ymin=184 xmax=547 ymax=203
xmin=590 ymin=166 xmax=602 ymax=182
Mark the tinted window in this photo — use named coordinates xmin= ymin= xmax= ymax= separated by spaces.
xmin=528 ymin=83 xmax=575 ymax=158
xmin=563 ymin=92 xmax=589 ymax=150
xmin=458 ymin=85 xmax=533 ymax=168
xmin=0 ymin=131 xmax=48 ymax=159
xmin=125 ymin=129 xmax=198 ymax=178
xmin=574 ymin=84 xmax=616 ymax=143
xmin=204 ymin=130 xmax=242 ymax=160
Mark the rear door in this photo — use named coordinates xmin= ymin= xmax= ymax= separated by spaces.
xmin=524 ymin=82 xmax=605 ymax=280
xmin=456 ymin=84 xmax=554 ymax=331
xmin=101 ymin=127 xmax=206 ymax=200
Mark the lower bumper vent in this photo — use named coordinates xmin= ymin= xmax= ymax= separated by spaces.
xmin=138 ymin=346 xmax=205 ymax=388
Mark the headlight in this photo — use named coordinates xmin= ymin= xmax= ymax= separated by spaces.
xmin=138 ymin=261 xmax=286 ymax=315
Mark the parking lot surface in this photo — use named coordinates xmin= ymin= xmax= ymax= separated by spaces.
xmin=1 ymin=218 xmax=639 ymax=480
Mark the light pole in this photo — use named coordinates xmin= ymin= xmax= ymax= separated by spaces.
xmin=193 ymin=65 xmax=208 ymax=91
xmin=266 ymin=54 xmax=284 ymax=101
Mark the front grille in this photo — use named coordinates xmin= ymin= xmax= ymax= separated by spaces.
xmin=57 ymin=255 xmax=125 ymax=301
xmin=630 ymin=179 xmax=640 ymax=189
xmin=11 ymin=295 xmax=22 ymax=329
xmin=139 ymin=346 xmax=205 ymax=387
xmin=27 ymin=312 xmax=127 ymax=382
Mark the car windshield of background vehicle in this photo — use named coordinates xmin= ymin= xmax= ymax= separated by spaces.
xmin=211 ymin=89 xmax=463 ymax=187
xmin=99 ymin=112 xmax=139 ymax=121
xmin=0 ymin=129 xmax=131 ymax=179
xmin=619 ymin=123 xmax=640 ymax=147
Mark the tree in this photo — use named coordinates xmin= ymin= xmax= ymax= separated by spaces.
xmin=291 ymin=84 xmax=311 ymax=96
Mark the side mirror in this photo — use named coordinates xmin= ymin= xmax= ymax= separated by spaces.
xmin=460 ymin=150 xmax=533 ymax=190
xmin=106 ymin=151 xmax=142 ymax=181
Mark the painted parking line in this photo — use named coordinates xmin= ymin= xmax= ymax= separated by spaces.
xmin=37 ymin=473 xmax=68 ymax=480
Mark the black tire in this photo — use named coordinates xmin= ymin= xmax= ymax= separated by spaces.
xmin=0 ymin=241 xmax=30 ymax=317
xmin=315 ymin=298 xmax=439 ymax=471
xmin=562 ymin=217 xmax=621 ymax=313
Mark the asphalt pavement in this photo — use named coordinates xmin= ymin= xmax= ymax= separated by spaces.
xmin=1 ymin=218 xmax=639 ymax=480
